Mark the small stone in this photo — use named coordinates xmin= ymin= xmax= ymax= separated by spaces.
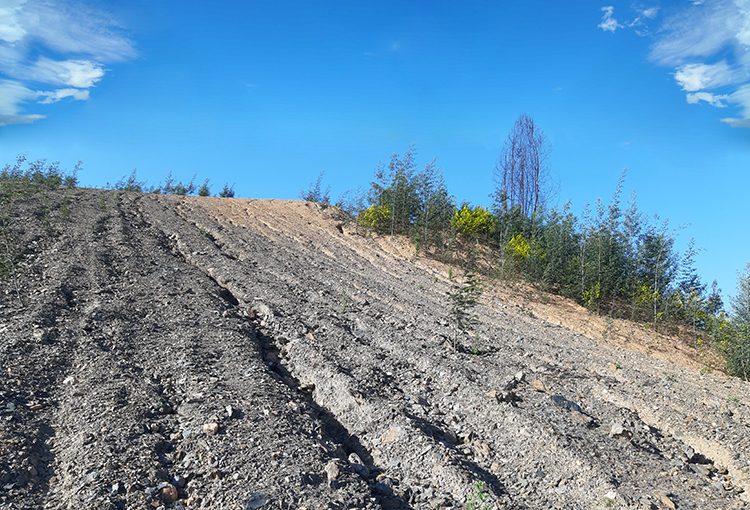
xmin=203 ymin=422 xmax=219 ymax=435
xmin=63 ymin=376 xmax=78 ymax=385
xmin=571 ymin=411 xmax=594 ymax=426
xmin=160 ymin=483 xmax=178 ymax=502
xmin=6 ymin=403 xmax=15 ymax=412
xmin=348 ymin=453 xmax=369 ymax=478
xmin=226 ymin=405 xmax=234 ymax=418
xmin=610 ymin=423 xmax=627 ymax=437
xmin=324 ymin=461 xmax=340 ymax=482
xmin=609 ymin=363 xmax=619 ymax=372
xmin=245 ymin=493 xmax=268 ymax=510
xmin=172 ymin=475 xmax=186 ymax=489
xmin=381 ymin=426 xmax=406 ymax=445
xmin=657 ymin=492 xmax=676 ymax=509
xmin=30 ymin=403 xmax=43 ymax=411
xmin=531 ymin=379 xmax=546 ymax=392
xmin=514 ymin=370 xmax=525 ymax=382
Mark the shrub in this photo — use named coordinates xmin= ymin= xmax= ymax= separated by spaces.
xmin=358 ymin=204 xmax=391 ymax=233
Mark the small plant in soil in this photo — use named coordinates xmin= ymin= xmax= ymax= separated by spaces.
xmin=60 ymin=194 xmax=72 ymax=220
xmin=339 ymin=288 xmax=349 ymax=314
xmin=466 ymin=481 xmax=492 ymax=510
xmin=447 ymin=247 xmax=483 ymax=350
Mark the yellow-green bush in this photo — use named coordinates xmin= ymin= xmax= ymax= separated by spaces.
xmin=451 ymin=205 xmax=494 ymax=239
xmin=507 ymin=233 xmax=530 ymax=260
xmin=358 ymin=204 xmax=391 ymax=233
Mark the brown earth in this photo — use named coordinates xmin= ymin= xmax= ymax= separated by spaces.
xmin=1 ymin=188 xmax=749 ymax=510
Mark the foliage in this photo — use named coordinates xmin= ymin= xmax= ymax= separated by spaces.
xmin=198 ymin=179 xmax=211 ymax=196
xmin=219 ymin=182 xmax=236 ymax=198
xmin=466 ymin=481 xmax=492 ymax=510
xmin=726 ymin=263 xmax=750 ymax=379
xmin=358 ymin=204 xmax=392 ymax=233
xmin=447 ymin=248 xmax=483 ymax=347
xmin=0 ymin=154 xmax=80 ymax=306
xmin=300 ymin=170 xmax=331 ymax=204
xmin=451 ymin=204 xmax=494 ymax=240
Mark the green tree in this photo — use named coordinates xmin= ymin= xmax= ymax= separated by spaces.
xmin=728 ymin=263 xmax=750 ymax=379
xmin=300 ymin=170 xmax=331 ymax=204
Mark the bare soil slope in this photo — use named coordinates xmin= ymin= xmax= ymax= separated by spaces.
xmin=1 ymin=189 xmax=749 ymax=510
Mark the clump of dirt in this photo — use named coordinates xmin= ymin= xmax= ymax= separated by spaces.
xmin=1 ymin=189 xmax=749 ymax=510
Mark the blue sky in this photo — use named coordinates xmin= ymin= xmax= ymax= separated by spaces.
xmin=1 ymin=0 xmax=749 ymax=298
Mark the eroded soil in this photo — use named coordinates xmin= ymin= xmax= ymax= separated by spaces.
xmin=1 ymin=189 xmax=749 ymax=510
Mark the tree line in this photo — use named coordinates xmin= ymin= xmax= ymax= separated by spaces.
xmin=316 ymin=115 xmax=750 ymax=379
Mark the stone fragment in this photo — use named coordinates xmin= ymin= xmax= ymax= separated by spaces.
xmin=348 ymin=453 xmax=369 ymax=478
xmin=203 ymin=422 xmax=219 ymax=435
xmin=381 ymin=426 xmax=406 ymax=445
xmin=531 ymin=379 xmax=546 ymax=392
xmin=657 ymin=492 xmax=676 ymax=510
xmin=610 ymin=423 xmax=627 ymax=437
xmin=245 ymin=492 xmax=269 ymax=509
xmin=571 ymin=411 xmax=593 ymax=425
xmin=160 ymin=483 xmax=178 ymax=502
xmin=324 ymin=461 xmax=340 ymax=483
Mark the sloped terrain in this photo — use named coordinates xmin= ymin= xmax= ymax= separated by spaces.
xmin=1 ymin=188 xmax=749 ymax=510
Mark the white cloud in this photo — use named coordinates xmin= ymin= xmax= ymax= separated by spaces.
xmin=719 ymin=83 xmax=750 ymax=125
xmin=0 ymin=78 xmax=45 ymax=125
xmin=28 ymin=58 xmax=105 ymax=88
xmin=686 ymin=91 xmax=730 ymax=106
xmin=674 ymin=61 xmax=739 ymax=91
xmin=598 ymin=6 xmax=623 ymax=33
xmin=37 ymin=87 xmax=90 ymax=104
xmin=0 ymin=0 xmax=27 ymax=43
xmin=630 ymin=6 xmax=660 ymax=30
xmin=634 ymin=0 xmax=750 ymax=127
xmin=0 ymin=0 xmax=134 ymax=127
xmin=649 ymin=0 xmax=745 ymax=66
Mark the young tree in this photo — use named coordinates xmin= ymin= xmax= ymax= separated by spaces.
xmin=492 ymin=114 xmax=553 ymax=218
xmin=299 ymin=171 xmax=331 ymax=204
xmin=728 ymin=263 xmax=750 ymax=379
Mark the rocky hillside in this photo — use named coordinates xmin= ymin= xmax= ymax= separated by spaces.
xmin=1 ymin=188 xmax=749 ymax=510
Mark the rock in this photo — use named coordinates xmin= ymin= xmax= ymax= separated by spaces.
xmin=610 ymin=423 xmax=627 ymax=437
xmin=245 ymin=492 xmax=269 ymax=509
xmin=225 ymin=405 xmax=234 ymax=418
xmin=159 ymin=483 xmax=178 ymax=502
xmin=551 ymin=395 xmax=581 ymax=413
xmin=348 ymin=453 xmax=369 ymax=478
xmin=203 ymin=422 xmax=219 ymax=435
xmin=514 ymin=370 xmax=525 ymax=382
xmin=571 ymin=411 xmax=594 ymax=426
xmin=657 ymin=492 xmax=676 ymax=510
xmin=532 ymin=379 xmax=546 ymax=392
xmin=373 ymin=477 xmax=394 ymax=496
xmin=172 ymin=475 xmax=186 ymax=489
xmin=324 ymin=461 xmax=340 ymax=483
xmin=381 ymin=426 xmax=406 ymax=445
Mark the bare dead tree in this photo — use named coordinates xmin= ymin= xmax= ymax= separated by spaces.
xmin=493 ymin=114 xmax=553 ymax=218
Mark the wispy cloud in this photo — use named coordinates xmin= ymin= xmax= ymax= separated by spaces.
xmin=648 ymin=0 xmax=750 ymax=128
xmin=597 ymin=5 xmax=659 ymax=35
xmin=0 ymin=0 xmax=134 ymax=127
xmin=598 ymin=6 xmax=623 ymax=33
xmin=674 ymin=61 xmax=740 ymax=91
xmin=600 ymin=1 xmax=750 ymax=128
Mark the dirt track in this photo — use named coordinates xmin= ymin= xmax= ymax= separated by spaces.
xmin=1 ymin=189 xmax=750 ymax=510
